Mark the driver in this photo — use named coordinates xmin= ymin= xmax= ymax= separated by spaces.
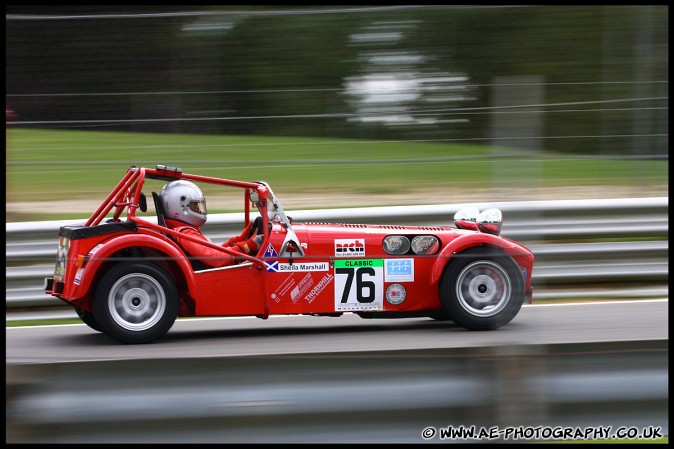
xmin=160 ymin=180 xmax=263 ymax=268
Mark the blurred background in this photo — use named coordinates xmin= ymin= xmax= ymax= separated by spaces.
xmin=5 ymin=5 xmax=669 ymax=443
xmin=5 ymin=5 xmax=668 ymax=221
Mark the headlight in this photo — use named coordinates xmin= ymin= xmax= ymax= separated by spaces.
xmin=477 ymin=208 xmax=503 ymax=235
xmin=383 ymin=235 xmax=410 ymax=255
xmin=411 ymin=235 xmax=440 ymax=255
xmin=454 ymin=206 xmax=480 ymax=231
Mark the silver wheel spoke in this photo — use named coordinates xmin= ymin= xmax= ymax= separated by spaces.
xmin=108 ymin=273 xmax=166 ymax=331
xmin=455 ymin=260 xmax=511 ymax=317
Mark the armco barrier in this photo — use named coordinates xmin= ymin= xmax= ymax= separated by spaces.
xmin=5 ymin=197 xmax=669 ymax=320
xmin=5 ymin=341 xmax=668 ymax=443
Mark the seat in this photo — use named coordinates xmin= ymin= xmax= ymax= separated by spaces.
xmin=152 ymin=192 xmax=168 ymax=228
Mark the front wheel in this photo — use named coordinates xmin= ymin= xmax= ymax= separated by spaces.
xmin=93 ymin=262 xmax=179 ymax=344
xmin=439 ymin=247 xmax=524 ymax=330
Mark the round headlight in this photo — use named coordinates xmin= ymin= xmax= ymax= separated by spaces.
xmin=477 ymin=208 xmax=502 ymax=235
xmin=383 ymin=235 xmax=410 ymax=255
xmin=454 ymin=206 xmax=480 ymax=231
xmin=411 ymin=235 xmax=440 ymax=255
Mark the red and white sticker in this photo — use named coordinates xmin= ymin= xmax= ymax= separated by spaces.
xmin=385 ymin=283 xmax=407 ymax=305
xmin=334 ymin=239 xmax=365 ymax=258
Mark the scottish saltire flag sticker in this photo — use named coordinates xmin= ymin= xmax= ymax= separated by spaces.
xmin=265 ymin=261 xmax=279 ymax=272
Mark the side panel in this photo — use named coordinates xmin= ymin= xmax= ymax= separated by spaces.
xmin=190 ymin=264 xmax=267 ymax=316
xmin=261 ymin=225 xmax=443 ymax=315
xmin=264 ymin=256 xmax=336 ymax=314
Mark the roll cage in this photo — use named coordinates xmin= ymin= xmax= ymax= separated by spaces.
xmin=84 ymin=165 xmax=304 ymax=268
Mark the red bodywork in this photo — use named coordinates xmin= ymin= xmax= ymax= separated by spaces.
xmin=45 ymin=165 xmax=534 ymax=321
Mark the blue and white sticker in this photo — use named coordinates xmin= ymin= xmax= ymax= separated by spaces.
xmin=384 ymin=259 xmax=414 ymax=282
xmin=263 ymin=243 xmax=279 ymax=258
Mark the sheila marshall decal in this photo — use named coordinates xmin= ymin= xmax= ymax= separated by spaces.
xmin=265 ymin=261 xmax=329 ymax=273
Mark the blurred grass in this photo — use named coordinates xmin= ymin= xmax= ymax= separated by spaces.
xmin=6 ymin=128 xmax=668 ymax=217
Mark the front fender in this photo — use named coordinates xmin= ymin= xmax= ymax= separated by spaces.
xmin=70 ymin=233 xmax=196 ymax=301
xmin=430 ymin=232 xmax=532 ymax=285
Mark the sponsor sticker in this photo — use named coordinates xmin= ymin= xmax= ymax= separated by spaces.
xmin=263 ymin=243 xmax=279 ymax=258
xmin=305 ymin=273 xmax=334 ymax=303
xmin=271 ymin=276 xmax=296 ymax=303
xmin=386 ymin=283 xmax=407 ymax=305
xmin=384 ymin=258 xmax=414 ymax=282
xmin=335 ymin=239 xmax=365 ymax=258
xmin=290 ymin=273 xmax=314 ymax=303
xmin=74 ymin=267 xmax=84 ymax=285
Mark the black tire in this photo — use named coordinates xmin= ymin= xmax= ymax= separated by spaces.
xmin=93 ymin=262 xmax=179 ymax=344
xmin=439 ymin=246 xmax=524 ymax=330
xmin=75 ymin=306 xmax=102 ymax=332
xmin=428 ymin=310 xmax=452 ymax=321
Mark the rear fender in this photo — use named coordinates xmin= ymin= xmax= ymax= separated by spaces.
xmin=430 ymin=233 xmax=529 ymax=285
xmin=69 ymin=234 xmax=196 ymax=301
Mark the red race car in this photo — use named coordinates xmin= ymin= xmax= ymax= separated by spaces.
xmin=44 ymin=165 xmax=534 ymax=344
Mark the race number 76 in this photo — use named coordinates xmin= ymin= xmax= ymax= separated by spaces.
xmin=334 ymin=259 xmax=383 ymax=311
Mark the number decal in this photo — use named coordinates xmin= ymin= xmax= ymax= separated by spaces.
xmin=356 ymin=267 xmax=376 ymax=303
xmin=334 ymin=260 xmax=383 ymax=311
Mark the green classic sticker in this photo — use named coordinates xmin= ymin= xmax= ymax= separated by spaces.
xmin=334 ymin=259 xmax=384 ymax=268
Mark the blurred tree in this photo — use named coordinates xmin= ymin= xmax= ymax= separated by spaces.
xmin=6 ymin=5 xmax=668 ymax=155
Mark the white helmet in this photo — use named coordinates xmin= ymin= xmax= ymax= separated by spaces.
xmin=160 ymin=180 xmax=207 ymax=227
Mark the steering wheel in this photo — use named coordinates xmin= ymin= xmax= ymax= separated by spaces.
xmin=247 ymin=216 xmax=264 ymax=239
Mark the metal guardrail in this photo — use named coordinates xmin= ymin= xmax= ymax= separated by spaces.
xmin=5 ymin=341 xmax=668 ymax=443
xmin=5 ymin=197 xmax=669 ymax=320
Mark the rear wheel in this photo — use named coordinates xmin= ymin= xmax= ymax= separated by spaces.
xmin=439 ymin=247 xmax=523 ymax=330
xmin=75 ymin=306 xmax=101 ymax=332
xmin=94 ymin=262 xmax=179 ymax=344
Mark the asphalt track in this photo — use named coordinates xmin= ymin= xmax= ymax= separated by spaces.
xmin=6 ymin=299 xmax=667 ymax=364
